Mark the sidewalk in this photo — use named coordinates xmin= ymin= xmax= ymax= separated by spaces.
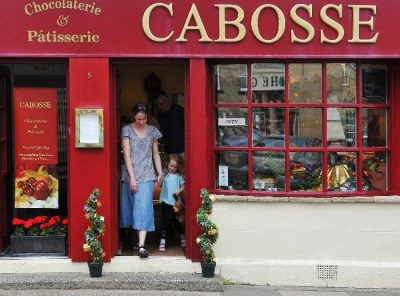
xmin=1 ymin=257 xmax=400 ymax=295
xmin=224 ymin=285 xmax=400 ymax=296
xmin=0 ymin=272 xmax=400 ymax=296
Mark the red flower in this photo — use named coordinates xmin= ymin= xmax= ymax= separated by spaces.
xmin=12 ymin=218 xmax=25 ymax=226
xmin=13 ymin=215 xmax=68 ymax=236
xmin=34 ymin=216 xmax=47 ymax=224
xmin=23 ymin=219 xmax=34 ymax=229
xmin=48 ymin=217 xmax=57 ymax=226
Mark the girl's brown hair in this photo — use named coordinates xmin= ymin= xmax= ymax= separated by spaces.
xmin=165 ymin=153 xmax=184 ymax=175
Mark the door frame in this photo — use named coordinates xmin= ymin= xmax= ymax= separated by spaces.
xmin=110 ymin=59 xmax=190 ymax=257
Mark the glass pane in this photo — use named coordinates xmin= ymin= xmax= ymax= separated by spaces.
xmin=215 ymin=64 xmax=248 ymax=103
xmin=327 ymin=152 xmax=357 ymax=192
xmin=289 ymin=108 xmax=322 ymax=147
xmin=216 ymin=108 xmax=248 ymax=147
xmin=327 ymin=63 xmax=356 ymax=104
xmin=290 ymin=152 xmax=322 ymax=191
xmin=362 ymin=108 xmax=387 ymax=147
xmin=362 ymin=152 xmax=387 ymax=191
xmin=253 ymin=151 xmax=285 ymax=191
xmin=289 ymin=63 xmax=322 ymax=103
xmin=252 ymin=108 xmax=285 ymax=147
xmin=216 ymin=151 xmax=248 ymax=190
xmin=362 ymin=64 xmax=388 ymax=104
xmin=327 ymin=108 xmax=356 ymax=147
xmin=251 ymin=63 xmax=285 ymax=103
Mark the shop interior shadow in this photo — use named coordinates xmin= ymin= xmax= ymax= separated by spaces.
xmin=118 ymin=204 xmax=185 ymax=257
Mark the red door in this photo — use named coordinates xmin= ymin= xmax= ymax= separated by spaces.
xmin=0 ymin=67 xmax=12 ymax=253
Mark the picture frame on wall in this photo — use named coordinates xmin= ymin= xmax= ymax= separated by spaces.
xmin=75 ymin=108 xmax=104 ymax=148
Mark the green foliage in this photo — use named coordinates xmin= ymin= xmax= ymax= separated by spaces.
xmin=196 ymin=188 xmax=219 ymax=263
xmin=83 ymin=188 xmax=105 ymax=263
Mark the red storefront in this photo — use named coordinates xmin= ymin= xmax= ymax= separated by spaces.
xmin=1 ymin=0 xmax=400 ymax=267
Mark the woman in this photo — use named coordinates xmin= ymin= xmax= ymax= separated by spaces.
xmin=120 ymin=103 xmax=162 ymax=258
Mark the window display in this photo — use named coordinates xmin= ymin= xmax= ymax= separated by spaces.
xmin=213 ymin=62 xmax=390 ymax=195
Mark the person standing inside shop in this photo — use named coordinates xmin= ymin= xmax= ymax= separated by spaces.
xmin=156 ymin=91 xmax=185 ymax=157
xmin=120 ymin=103 xmax=162 ymax=259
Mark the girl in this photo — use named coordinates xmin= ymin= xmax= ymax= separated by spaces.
xmin=158 ymin=154 xmax=185 ymax=252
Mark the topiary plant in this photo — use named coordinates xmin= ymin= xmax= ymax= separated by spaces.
xmin=196 ymin=188 xmax=219 ymax=263
xmin=83 ymin=188 xmax=105 ymax=263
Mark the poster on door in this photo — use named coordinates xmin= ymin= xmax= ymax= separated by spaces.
xmin=13 ymin=88 xmax=59 ymax=209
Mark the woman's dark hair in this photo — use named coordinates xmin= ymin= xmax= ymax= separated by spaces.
xmin=132 ymin=103 xmax=149 ymax=116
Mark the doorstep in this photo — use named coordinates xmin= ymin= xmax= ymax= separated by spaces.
xmin=0 ymin=272 xmax=223 ymax=292
xmin=0 ymin=256 xmax=202 ymax=274
xmin=0 ymin=256 xmax=223 ymax=292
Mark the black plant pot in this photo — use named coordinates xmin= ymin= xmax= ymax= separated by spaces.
xmin=200 ymin=261 xmax=216 ymax=278
xmin=88 ymin=262 xmax=103 ymax=278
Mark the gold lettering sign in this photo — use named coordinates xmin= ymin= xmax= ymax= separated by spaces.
xmin=24 ymin=0 xmax=102 ymax=16
xmin=142 ymin=3 xmax=379 ymax=45
xmin=25 ymin=0 xmax=102 ymax=44
xmin=27 ymin=30 xmax=100 ymax=43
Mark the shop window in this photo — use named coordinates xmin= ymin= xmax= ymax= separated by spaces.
xmin=213 ymin=62 xmax=390 ymax=195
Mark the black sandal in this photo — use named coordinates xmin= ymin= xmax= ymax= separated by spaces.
xmin=138 ymin=245 xmax=149 ymax=259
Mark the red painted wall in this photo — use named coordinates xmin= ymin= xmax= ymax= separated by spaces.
xmin=185 ymin=59 xmax=212 ymax=261
xmin=1 ymin=0 xmax=400 ymax=58
xmin=68 ymin=58 xmax=116 ymax=262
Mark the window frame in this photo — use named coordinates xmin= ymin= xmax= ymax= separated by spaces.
xmin=211 ymin=60 xmax=392 ymax=197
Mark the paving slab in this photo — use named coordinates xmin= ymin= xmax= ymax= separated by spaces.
xmin=348 ymin=292 xmax=400 ymax=296
xmin=223 ymin=285 xmax=280 ymax=296
xmin=278 ymin=292 xmax=348 ymax=296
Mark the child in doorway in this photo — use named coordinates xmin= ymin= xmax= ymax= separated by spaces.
xmin=159 ymin=154 xmax=185 ymax=251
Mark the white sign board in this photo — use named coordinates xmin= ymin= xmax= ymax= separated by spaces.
xmin=218 ymin=118 xmax=246 ymax=126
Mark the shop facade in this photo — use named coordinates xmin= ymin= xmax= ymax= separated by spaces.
xmin=1 ymin=0 xmax=400 ymax=288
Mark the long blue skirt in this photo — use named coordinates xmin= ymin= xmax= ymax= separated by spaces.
xmin=120 ymin=181 xmax=155 ymax=231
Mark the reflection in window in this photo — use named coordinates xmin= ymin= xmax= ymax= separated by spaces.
xmin=216 ymin=151 xmax=248 ymax=190
xmin=290 ymin=152 xmax=322 ymax=191
xmin=327 ymin=108 xmax=356 ymax=147
xmin=251 ymin=63 xmax=285 ymax=103
xmin=289 ymin=64 xmax=322 ymax=103
xmin=327 ymin=63 xmax=356 ymax=104
xmin=253 ymin=151 xmax=285 ymax=191
xmin=216 ymin=108 xmax=248 ymax=147
xmin=327 ymin=152 xmax=357 ymax=192
xmin=213 ymin=62 xmax=390 ymax=194
xmin=215 ymin=64 xmax=247 ymax=103
xmin=362 ymin=108 xmax=386 ymax=147
xmin=362 ymin=152 xmax=387 ymax=191
xmin=252 ymin=108 xmax=285 ymax=147
xmin=362 ymin=65 xmax=387 ymax=104
xmin=289 ymin=108 xmax=322 ymax=147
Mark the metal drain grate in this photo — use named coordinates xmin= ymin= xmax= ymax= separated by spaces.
xmin=317 ymin=265 xmax=338 ymax=280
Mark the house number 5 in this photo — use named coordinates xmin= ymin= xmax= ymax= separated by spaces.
xmin=87 ymin=72 xmax=92 ymax=79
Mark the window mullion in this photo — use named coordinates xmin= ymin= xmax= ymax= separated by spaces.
xmin=247 ymin=64 xmax=253 ymax=192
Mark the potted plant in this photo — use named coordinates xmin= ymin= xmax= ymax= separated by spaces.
xmin=196 ymin=188 xmax=219 ymax=278
xmin=11 ymin=215 xmax=68 ymax=256
xmin=83 ymin=188 xmax=105 ymax=278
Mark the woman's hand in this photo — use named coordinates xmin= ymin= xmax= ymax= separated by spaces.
xmin=130 ymin=179 xmax=137 ymax=193
xmin=156 ymin=174 xmax=162 ymax=186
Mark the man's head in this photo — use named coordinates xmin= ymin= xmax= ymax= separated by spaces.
xmin=156 ymin=90 xmax=172 ymax=113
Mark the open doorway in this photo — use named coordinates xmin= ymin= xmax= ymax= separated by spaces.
xmin=114 ymin=62 xmax=186 ymax=257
